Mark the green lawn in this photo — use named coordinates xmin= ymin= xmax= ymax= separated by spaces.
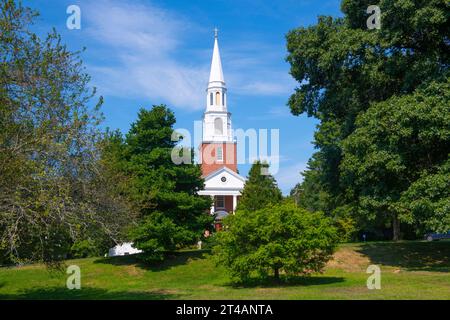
xmin=0 ymin=241 xmax=449 ymax=300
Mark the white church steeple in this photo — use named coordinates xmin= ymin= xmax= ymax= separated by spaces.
xmin=198 ymin=29 xmax=244 ymax=224
xmin=203 ymin=28 xmax=232 ymax=142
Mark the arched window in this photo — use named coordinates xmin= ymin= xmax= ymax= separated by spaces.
xmin=214 ymin=117 xmax=223 ymax=135
xmin=223 ymin=92 xmax=226 ymax=106
xmin=215 ymin=92 xmax=221 ymax=106
xmin=210 ymin=92 xmax=213 ymax=105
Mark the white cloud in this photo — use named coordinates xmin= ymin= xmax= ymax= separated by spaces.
xmin=84 ymin=1 xmax=181 ymax=54
xmin=267 ymin=106 xmax=291 ymax=117
xmin=244 ymin=105 xmax=292 ymax=121
xmin=274 ymin=162 xmax=307 ymax=195
xmin=238 ymin=81 xmax=292 ymax=95
xmin=82 ymin=0 xmax=207 ymax=110
xmin=224 ymin=41 xmax=297 ymax=96
xmin=80 ymin=0 xmax=296 ymax=111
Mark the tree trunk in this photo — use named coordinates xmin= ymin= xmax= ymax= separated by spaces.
xmin=392 ymin=214 xmax=400 ymax=241
xmin=274 ymin=268 xmax=280 ymax=281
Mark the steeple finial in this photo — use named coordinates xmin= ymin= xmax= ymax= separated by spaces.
xmin=214 ymin=27 xmax=218 ymax=39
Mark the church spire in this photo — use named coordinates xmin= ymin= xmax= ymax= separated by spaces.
xmin=203 ymin=28 xmax=232 ymax=143
xmin=208 ymin=28 xmax=225 ymax=85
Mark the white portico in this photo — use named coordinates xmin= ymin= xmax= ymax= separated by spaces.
xmin=199 ymin=167 xmax=245 ymax=214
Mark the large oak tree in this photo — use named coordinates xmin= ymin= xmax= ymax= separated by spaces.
xmin=341 ymin=81 xmax=450 ymax=239
xmin=286 ymin=0 xmax=449 ymax=239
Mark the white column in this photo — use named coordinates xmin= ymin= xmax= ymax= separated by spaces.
xmin=232 ymin=195 xmax=237 ymax=214
xmin=210 ymin=195 xmax=215 ymax=214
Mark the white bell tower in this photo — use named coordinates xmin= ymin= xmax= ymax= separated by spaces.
xmin=202 ymin=28 xmax=233 ymax=142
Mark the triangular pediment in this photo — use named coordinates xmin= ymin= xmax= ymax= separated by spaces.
xmin=204 ymin=166 xmax=245 ymax=182
xmin=199 ymin=167 xmax=245 ymax=195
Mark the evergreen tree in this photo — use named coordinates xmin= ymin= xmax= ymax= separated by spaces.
xmin=238 ymin=161 xmax=283 ymax=211
xmin=109 ymin=106 xmax=212 ymax=262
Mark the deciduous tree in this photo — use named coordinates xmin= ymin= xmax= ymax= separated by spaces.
xmin=286 ymin=0 xmax=449 ymax=239
xmin=0 ymin=0 xmax=128 ymax=264
xmin=341 ymin=81 xmax=450 ymax=239
xmin=214 ymin=202 xmax=338 ymax=282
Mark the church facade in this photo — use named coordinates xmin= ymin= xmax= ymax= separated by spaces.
xmin=197 ymin=31 xmax=245 ymax=230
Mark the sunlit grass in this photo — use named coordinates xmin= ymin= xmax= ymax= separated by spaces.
xmin=0 ymin=241 xmax=449 ymax=299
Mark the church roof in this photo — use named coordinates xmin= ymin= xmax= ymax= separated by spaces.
xmin=208 ymin=29 xmax=225 ymax=85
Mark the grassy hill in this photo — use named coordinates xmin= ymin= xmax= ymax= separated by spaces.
xmin=0 ymin=241 xmax=449 ymax=300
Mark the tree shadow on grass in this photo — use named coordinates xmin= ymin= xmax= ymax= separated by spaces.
xmin=0 ymin=286 xmax=180 ymax=300
xmin=225 ymin=275 xmax=345 ymax=289
xmin=93 ymin=249 xmax=210 ymax=272
xmin=356 ymin=240 xmax=450 ymax=272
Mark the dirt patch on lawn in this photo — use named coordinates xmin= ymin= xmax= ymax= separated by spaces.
xmin=122 ymin=264 xmax=145 ymax=277
xmin=327 ymin=247 xmax=371 ymax=272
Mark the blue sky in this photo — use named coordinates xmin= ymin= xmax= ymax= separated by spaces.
xmin=25 ymin=0 xmax=343 ymax=194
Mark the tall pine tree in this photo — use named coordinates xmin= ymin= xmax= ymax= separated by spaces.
xmin=107 ymin=105 xmax=212 ymax=262
xmin=238 ymin=161 xmax=283 ymax=211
